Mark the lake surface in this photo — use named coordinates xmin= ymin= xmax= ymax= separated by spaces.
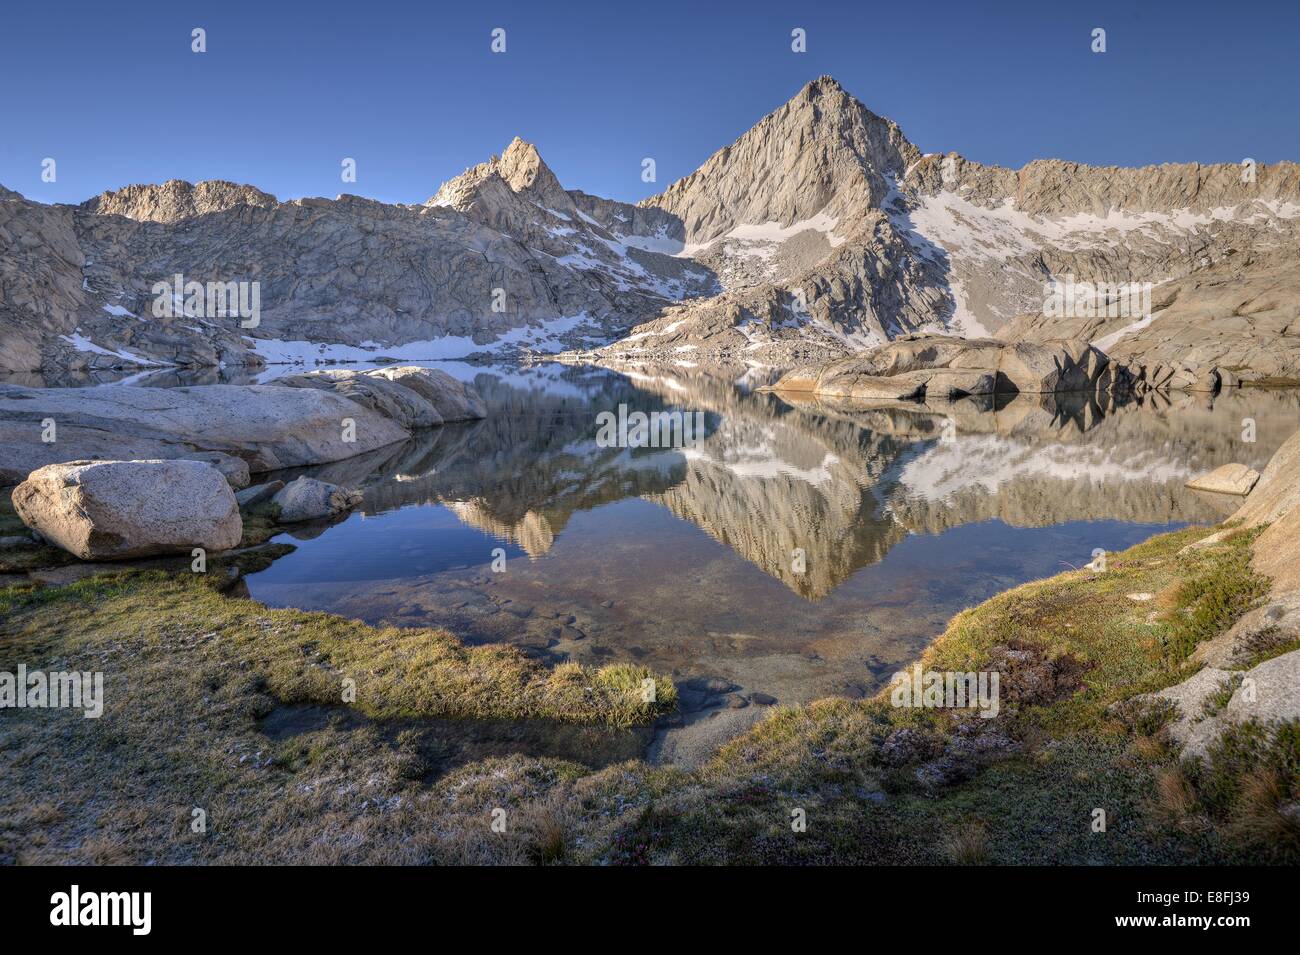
xmin=231 ymin=360 xmax=1300 ymax=749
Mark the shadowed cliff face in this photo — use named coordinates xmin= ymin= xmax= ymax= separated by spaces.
xmin=256 ymin=361 xmax=1299 ymax=601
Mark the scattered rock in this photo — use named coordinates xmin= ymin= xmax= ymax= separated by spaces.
xmin=750 ymin=691 xmax=777 ymax=705
xmin=11 ymin=459 xmax=242 ymax=560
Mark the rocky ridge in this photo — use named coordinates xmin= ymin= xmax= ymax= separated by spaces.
xmin=577 ymin=78 xmax=1300 ymax=375
xmin=0 ymin=148 xmax=714 ymax=381
xmin=4 ymin=76 xmax=1299 ymax=383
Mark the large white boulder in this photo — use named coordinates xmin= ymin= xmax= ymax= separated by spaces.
xmin=11 ymin=459 xmax=242 ymax=560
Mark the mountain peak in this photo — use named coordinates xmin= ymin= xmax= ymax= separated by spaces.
xmin=642 ymin=77 xmax=920 ymax=244
xmin=496 ymin=137 xmax=562 ymax=197
xmin=801 ymin=74 xmax=847 ymax=97
xmin=429 ymin=137 xmax=570 ymax=211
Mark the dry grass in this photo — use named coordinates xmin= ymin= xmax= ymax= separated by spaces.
xmin=942 ymin=821 xmax=989 ymax=865
xmin=1231 ymin=768 xmax=1300 ymax=857
xmin=1153 ymin=765 xmax=1198 ymax=824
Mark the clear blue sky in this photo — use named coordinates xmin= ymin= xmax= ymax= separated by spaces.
xmin=2 ymin=0 xmax=1297 ymax=206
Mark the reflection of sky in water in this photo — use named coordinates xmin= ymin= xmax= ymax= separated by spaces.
xmin=242 ymin=363 xmax=1300 ymax=710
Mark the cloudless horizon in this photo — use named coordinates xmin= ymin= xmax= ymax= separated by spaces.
xmin=3 ymin=0 xmax=1298 ymax=207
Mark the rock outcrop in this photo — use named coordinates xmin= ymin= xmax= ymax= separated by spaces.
xmin=767 ymin=336 xmax=1111 ymax=400
xmin=1185 ymin=463 xmax=1260 ymax=496
xmin=1231 ymin=425 xmax=1300 ymax=596
xmin=1141 ymin=651 xmax=1300 ymax=761
xmin=0 ymin=382 xmax=410 ymax=481
xmin=363 ymin=366 xmax=487 ymax=421
xmin=271 ymin=370 xmax=447 ymax=429
xmin=997 ymin=246 xmax=1300 ymax=385
xmin=12 ymin=459 xmax=241 ymax=559
xmin=1139 ymin=423 xmax=1300 ymax=760
xmin=0 ymin=370 xmax=486 ymax=485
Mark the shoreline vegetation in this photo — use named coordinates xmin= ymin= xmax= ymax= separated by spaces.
xmin=2 ymin=510 xmax=1296 ymax=864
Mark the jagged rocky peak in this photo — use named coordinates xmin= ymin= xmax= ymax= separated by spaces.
xmin=428 ymin=136 xmax=575 ymax=217
xmin=642 ymin=75 xmax=922 ymax=246
xmin=495 ymin=137 xmax=568 ymax=200
xmin=81 ymin=178 xmax=279 ymax=222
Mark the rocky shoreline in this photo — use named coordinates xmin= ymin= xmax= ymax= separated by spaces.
xmin=0 ymin=365 xmax=484 ymax=485
xmin=766 ymin=334 xmax=1244 ymax=404
xmin=0 ymin=365 xmax=485 ymax=563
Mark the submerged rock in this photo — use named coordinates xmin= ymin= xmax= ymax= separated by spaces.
xmin=11 ymin=459 xmax=242 ymax=560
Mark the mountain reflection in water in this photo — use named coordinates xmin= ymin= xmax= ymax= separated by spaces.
xmin=242 ymin=360 xmax=1300 ymax=743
